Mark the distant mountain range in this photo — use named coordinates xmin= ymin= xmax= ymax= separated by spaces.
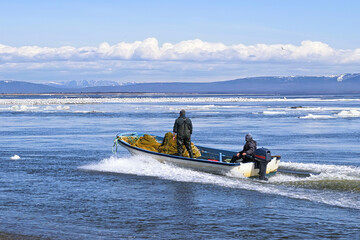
xmin=46 ymin=80 xmax=122 ymax=88
xmin=1 ymin=74 xmax=360 ymax=94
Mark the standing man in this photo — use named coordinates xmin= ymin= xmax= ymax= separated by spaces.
xmin=230 ymin=133 xmax=257 ymax=163
xmin=173 ymin=109 xmax=193 ymax=158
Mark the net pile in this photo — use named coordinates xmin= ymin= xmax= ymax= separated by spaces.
xmin=123 ymin=132 xmax=201 ymax=158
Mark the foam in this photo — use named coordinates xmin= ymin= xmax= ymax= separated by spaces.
xmin=280 ymin=162 xmax=360 ymax=178
xmin=80 ymin=155 xmax=360 ymax=210
xmin=80 ymin=155 xmax=234 ymax=184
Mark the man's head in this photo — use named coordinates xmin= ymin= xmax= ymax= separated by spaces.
xmin=180 ymin=109 xmax=186 ymax=117
xmin=245 ymin=133 xmax=253 ymax=142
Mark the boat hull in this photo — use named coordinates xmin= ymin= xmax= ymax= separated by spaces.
xmin=115 ymin=133 xmax=280 ymax=178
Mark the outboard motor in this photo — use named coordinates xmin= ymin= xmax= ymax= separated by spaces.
xmin=254 ymin=148 xmax=271 ymax=180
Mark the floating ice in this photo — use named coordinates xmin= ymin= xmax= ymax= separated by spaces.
xmin=10 ymin=155 xmax=21 ymax=160
xmin=299 ymin=114 xmax=335 ymax=119
xmin=57 ymin=105 xmax=70 ymax=110
xmin=44 ymin=105 xmax=70 ymax=111
xmin=1 ymin=96 xmax=360 ymax=106
xmin=337 ymin=110 xmax=360 ymax=118
xmin=262 ymin=111 xmax=287 ymax=115
xmin=299 ymin=110 xmax=360 ymax=119
xmin=11 ymin=105 xmax=39 ymax=111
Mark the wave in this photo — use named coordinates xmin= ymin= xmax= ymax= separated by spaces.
xmin=2 ymin=96 xmax=360 ymax=106
xmin=280 ymin=162 xmax=360 ymax=177
xmin=80 ymin=155 xmax=360 ymax=210
xmin=276 ymin=162 xmax=360 ymax=192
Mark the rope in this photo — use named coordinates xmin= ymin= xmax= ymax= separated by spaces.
xmin=112 ymin=137 xmax=119 ymax=154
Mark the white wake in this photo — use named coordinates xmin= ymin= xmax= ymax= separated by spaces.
xmin=80 ymin=155 xmax=360 ymax=210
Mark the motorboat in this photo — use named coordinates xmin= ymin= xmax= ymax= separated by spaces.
xmin=113 ymin=132 xmax=281 ymax=179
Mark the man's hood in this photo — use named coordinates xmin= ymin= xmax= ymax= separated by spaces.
xmin=245 ymin=133 xmax=253 ymax=142
xmin=180 ymin=109 xmax=186 ymax=117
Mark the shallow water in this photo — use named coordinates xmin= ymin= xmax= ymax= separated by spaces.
xmin=0 ymin=94 xmax=359 ymax=239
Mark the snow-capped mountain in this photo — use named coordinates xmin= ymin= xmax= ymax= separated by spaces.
xmin=1 ymin=74 xmax=360 ymax=94
xmin=46 ymin=80 xmax=120 ymax=88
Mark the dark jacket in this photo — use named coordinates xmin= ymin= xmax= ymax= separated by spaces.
xmin=242 ymin=139 xmax=257 ymax=156
xmin=173 ymin=115 xmax=192 ymax=139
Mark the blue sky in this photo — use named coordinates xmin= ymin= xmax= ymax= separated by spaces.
xmin=1 ymin=0 xmax=360 ymax=83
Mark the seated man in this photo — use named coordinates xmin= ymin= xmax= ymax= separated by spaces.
xmin=230 ymin=133 xmax=257 ymax=163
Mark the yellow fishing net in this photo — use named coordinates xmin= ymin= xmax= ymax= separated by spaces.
xmin=120 ymin=136 xmax=139 ymax=145
xmin=158 ymin=132 xmax=201 ymax=158
xmin=122 ymin=132 xmax=201 ymax=158
xmin=158 ymin=132 xmax=177 ymax=155
xmin=183 ymin=142 xmax=202 ymax=158
xmin=132 ymin=134 xmax=161 ymax=152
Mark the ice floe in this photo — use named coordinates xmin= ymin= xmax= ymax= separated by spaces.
xmin=300 ymin=110 xmax=360 ymax=119
xmin=336 ymin=110 xmax=360 ymax=117
xmin=1 ymin=97 xmax=360 ymax=106
xmin=11 ymin=105 xmax=39 ymax=111
xmin=10 ymin=155 xmax=21 ymax=160
xmin=262 ymin=111 xmax=287 ymax=115
xmin=299 ymin=114 xmax=335 ymax=119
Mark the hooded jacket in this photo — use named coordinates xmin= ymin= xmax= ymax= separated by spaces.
xmin=173 ymin=112 xmax=192 ymax=139
xmin=242 ymin=136 xmax=257 ymax=156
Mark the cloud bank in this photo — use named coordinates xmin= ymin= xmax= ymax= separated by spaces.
xmin=0 ymin=38 xmax=359 ymax=82
xmin=1 ymin=38 xmax=360 ymax=63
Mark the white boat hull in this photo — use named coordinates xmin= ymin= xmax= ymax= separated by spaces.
xmin=118 ymin=137 xmax=280 ymax=178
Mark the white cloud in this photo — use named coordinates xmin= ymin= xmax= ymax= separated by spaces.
xmin=1 ymin=38 xmax=359 ymax=64
xmin=1 ymin=38 xmax=360 ymax=83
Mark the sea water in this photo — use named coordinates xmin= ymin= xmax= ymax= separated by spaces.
xmin=0 ymin=94 xmax=359 ymax=239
